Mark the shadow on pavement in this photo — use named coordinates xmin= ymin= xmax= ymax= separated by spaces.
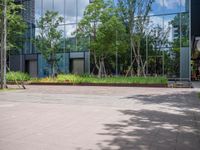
xmin=96 ymin=91 xmax=200 ymax=150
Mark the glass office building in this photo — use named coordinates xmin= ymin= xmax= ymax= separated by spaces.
xmin=114 ymin=0 xmax=190 ymax=80
xmin=10 ymin=0 xmax=199 ymax=80
xmin=146 ymin=0 xmax=190 ymax=80
xmin=10 ymin=0 xmax=90 ymax=77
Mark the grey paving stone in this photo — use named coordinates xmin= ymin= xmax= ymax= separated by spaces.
xmin=0 ymin=85 xmax=200 ymax=150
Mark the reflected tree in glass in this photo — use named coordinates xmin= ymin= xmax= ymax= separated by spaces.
xmin=35 ymin=11 xmax=64 ymax=77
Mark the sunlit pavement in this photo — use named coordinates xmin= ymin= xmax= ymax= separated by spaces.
xmin=0 ymin=85 xmax=200 ymax=150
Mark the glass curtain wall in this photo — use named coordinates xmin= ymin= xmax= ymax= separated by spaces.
xmin=19 ymin=0 xmax=190 ymax=78
xmin=34 ymin=0 xmax=89 ymax=54
xmin=33 ymin=0 xmax=89 ymax=77
xmin=20 ymin=0 xmax=35 ymax=54
xmin=18 ymin=0 xmax=89 ymax=54
xmin=130 ymin=0 xmax=190 ymax=79
xmin=146 ymin=0 xmax=190 ymax=79
xmin=111 ymin=0 xmax=189 ymax=79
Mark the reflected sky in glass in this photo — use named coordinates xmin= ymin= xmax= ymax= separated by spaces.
xmin=149 ymin=0 xmax=187 ymax=15
xmin=35 ymin=0 xmax=188 ymax=24
xmin=113 ymin=0 xmax=188 ymax=15
xmin=35 ymin=0 xmax=89 ymax=24
xmin=34 ymin=0 xmax=189 ymax=41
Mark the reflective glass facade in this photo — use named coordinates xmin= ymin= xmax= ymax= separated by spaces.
xmin=34 ymin=0 xmax=89 ymax=54
xmin=15 ymin=0 xmax=90 ymax=55
xmin=134 ymin=0 xmax=190 ymax=79
xmin=11 ymin=0 xmax=90 ymax=77
xmin=112 ymin=0 xmax=190 ymax=79
xmin=150 ymin=0 xmax=190 ymax=79
xmin=11 ymin=0 xmax=191 ymax=79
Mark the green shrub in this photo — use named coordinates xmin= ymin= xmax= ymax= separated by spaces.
xmin=57 ymin=74 xmax=168 ymax=84
xmin=57 ymin=74 xmax=82 ymax=83
xmin=6 ymin=71 xmax=31 ymax=81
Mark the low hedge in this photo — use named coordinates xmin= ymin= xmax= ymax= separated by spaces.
xmin=6 ymin=72 xmax=168 ymax=85
xmin=6 ymin=71 xmax=31 ymax=81
xmin=56 ymin=74 xmax=168 ymax=84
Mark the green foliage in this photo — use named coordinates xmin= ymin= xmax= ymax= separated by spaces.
xmin=56 ymin=74 xmax=167 ymax=84
xmin=30 ymin=74 xmax=167 ymax=85
xmin=167 ymin=13 xmax=190 ymax=77
xmin=0 ymin=0 xmax=27 ymax=54
xmin=6 ymin=72 xmax=31 ymax=81
xmin=76 ymin=0 xmax=128 ymax=76
xmin=35 ymin=11 xmax=64 ymax=76
xmin=117 ymin=0 xmax=155 ymax=76
xmin=35 ymin=11 xmax=64 ymax=60
xmin=0 ymin=89 xmax=16 ymax=92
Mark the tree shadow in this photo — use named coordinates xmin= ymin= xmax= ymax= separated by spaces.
xmin=124 ymin=91 xmax=200 ymax=111
xmin=96 ymin=91 xmax=200 ymax=150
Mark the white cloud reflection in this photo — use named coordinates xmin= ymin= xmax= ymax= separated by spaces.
xmin=148 ymin=15 xmax=174 ymax=42
xmin=156 ymin=0 xmax=186 ymax=9
xmin=35 ymin=0 xmax=89 ymax=23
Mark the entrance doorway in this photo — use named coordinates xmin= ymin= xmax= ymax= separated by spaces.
xmin=70 ymin=59 xmax=84 ymax=75
xmin=25 ymin=60 xmax=37 ymax=77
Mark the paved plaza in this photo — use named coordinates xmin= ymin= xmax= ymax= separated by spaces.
xmin=0 ymin=85 xmax=200 ymax=150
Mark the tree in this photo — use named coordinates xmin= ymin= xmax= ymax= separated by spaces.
xmin=0 ymin=0 xmax=27 ymax=89
xmin=117 ymin=0 xmax=154 ymax=76
xmin=35 ymin=11 xmax=64 ymax=77
xmin=76 ymin=0 xmax=127 ymax=77
xmin=146 ymin=24 xmax=171 ymax=75
xmin=0 ymin=0 xmax=27 ymax=54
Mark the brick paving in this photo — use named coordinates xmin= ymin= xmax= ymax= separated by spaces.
xmin=0 ymin=85 xmax=200 ymax=150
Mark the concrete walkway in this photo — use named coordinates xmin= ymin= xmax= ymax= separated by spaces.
xmin=0 ymin=85 xmax=200 ymax=150
xmin=192 ymin=82 xmax=200 ymax=88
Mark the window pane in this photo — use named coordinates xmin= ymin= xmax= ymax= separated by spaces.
xmin=181 ymin=0 xmax=189 ymax=12
xmin=43 ymin=0 xmax=54 ymax=15
xmin=65 ymin=24 xmax=77 ymax=52
xmin=181 ymin=13 xmax=189 ymax=47
xmin=77 ymin=0 xmax=89 ymax=22
xmin=65 ymin=0 xmax=76 ymax=24
xmin=77 ymin=36 xmax=89 ymax=52
xmin=163 ymin=0 xmax=181 ymax=14
xmin=151 ymin=0 xmax=164 ymax=15
xmin=34 ymin=28 xmax=40 ymax=53
xmin=151 ymin=0 xmax=182 ymax=15
xmin=35 ymin=0 xmax=41 ymax=26
xmin=57 ymin=25 xmax=65 ymax=53
xmin=166 ymin=14 xmax=181 ymax=78
xmin=54 ymin=0 xmax=65 ymax=24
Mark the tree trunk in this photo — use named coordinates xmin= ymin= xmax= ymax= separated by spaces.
xmin=98 ymin=58 xmax=106 ymax=78
xmin=52 ymin=61 xmax=56 ymax=78
xmin=127 ymin=35 xmax=140 ymax=76
xmin=51 ymin=52 xmax=56 ymax=78
xmin=137 ymin=42 xmax=141 ymax=76
xmin=98 ymin=60 xmax=102 ymax=77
